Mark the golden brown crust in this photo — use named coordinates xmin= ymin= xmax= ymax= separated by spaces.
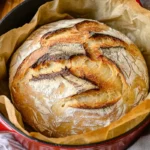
xmin=10 ymin=19 xmax=149 ymax=137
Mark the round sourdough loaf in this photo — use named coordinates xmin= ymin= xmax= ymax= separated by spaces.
xmin=9 ymin=19 xmax=149 ymax=137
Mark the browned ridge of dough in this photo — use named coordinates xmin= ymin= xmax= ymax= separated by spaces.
xmin=31 ymin=68 xmax=70 ymax=81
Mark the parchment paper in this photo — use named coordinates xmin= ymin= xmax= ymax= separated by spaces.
xmin=0 ymin=0 xmax=150 ymax=145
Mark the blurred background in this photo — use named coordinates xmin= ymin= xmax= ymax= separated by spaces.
xmin=0 ymin=0 xmax=150 ymax=20
xmin=0 ymin=0 xmax=23 ymax=20
xmin=140 ymin=0 xmax=150 ymax=9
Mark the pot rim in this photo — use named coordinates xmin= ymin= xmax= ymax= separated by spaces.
xmin=0 ymin=112 xmax=149 ymax=147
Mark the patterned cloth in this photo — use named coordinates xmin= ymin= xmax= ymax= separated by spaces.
xmin=128 ymin=126 xmax=150 ymax=150
xmin=0 ymin=133 xmax=26 ymax=150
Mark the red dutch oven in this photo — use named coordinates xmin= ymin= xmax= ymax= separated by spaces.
xmin=0 ymin=0 xmax=150 ymax=149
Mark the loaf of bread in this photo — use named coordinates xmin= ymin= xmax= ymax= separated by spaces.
xmin=9 ymin=19 xmax=149 ymax=137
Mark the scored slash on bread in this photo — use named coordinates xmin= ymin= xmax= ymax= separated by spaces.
xmin=9 ymin=19 xmax=149 ymax=137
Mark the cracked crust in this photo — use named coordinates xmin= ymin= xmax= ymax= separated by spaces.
xmin=9 ymin=19 xmax=149 ymax=137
